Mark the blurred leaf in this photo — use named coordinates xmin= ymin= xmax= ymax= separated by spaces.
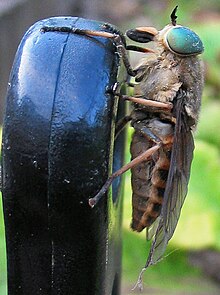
xmin=122 ymin=229 xmax=201 ymax=285
xmin=172 ymin=140 xmax=220 ymax=249
xmin=195 ymin=22 xmax=220 ymax=63
xmin=195 ymin=21 xmax=220 ymax=95
xmin=196 ymin=101 xmax=220 ymax=148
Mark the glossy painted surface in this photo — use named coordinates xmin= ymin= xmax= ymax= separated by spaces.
xmin=2 ymin=17 xmax=125 ymax=295
xmin=166 ymin=26 xmax=204 ymax=55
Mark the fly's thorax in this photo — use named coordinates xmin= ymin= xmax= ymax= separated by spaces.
xmin=134 ymin=52 xmax=182 ymax=104
xmin=133 ymin=45 xmax=203 ymax=129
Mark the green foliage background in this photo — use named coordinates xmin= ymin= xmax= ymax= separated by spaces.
xmin=1 ymin=1 xmax=220 ymax=294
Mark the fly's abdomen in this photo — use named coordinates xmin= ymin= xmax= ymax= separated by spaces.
xmin=138 ymin=148 xmax=171 ymax=231
xmin=130 ymin=126 xmax=173 ymax=232
xmin=130 ymin=131 xmax=154 ymax=232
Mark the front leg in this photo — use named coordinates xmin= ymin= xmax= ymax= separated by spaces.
xmin=41 ymin=26 xmax=152 ymax=77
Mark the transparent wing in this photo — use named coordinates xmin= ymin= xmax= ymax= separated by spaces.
xmin=145 ymin=96 xmax=194 ymax=267
xmin=146 ymin=216 xmax=161 ymax=241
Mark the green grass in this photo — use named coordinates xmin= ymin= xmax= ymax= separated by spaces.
xmin=197 ymin=101 xmax=220 ymax=147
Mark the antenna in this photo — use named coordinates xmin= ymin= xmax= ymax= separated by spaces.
xmin=171 ymin=5 xmax=178 ymax=26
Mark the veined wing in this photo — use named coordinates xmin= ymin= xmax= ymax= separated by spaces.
xmin=145 ymin=95 xmax=194 ymax=267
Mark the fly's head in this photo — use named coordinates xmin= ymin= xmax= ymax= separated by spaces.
xmin=159 ymin=26 xmax=204 ymax=57
xmin=126 ymin=6 xmax=204 ymax=58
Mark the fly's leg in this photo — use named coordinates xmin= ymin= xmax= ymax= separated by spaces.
xmin=41 ymin=26 xmax=153 ymax=77
xmin=126 ymin=45 xmax=155 ymax=53
xmin=89 ymin=119 xmax=174 ymax=207
xmin=132 ymin=122 xmax=162 ymax=144
xmin=114 ymin=98 xmax=172 ymax=140
xmin=89 ymin=121 xmax=168 ymax=207
xmin=107 ymin=83 xmax=172 ymax=111
xmin=112 ymin=35 xmax=154 ymax=76
xmin=115 ymin=115 xmax=132 ymax=139
xmin=117 ymin=93 xmax=173 ymax=110
xmin=107 ymin=84 xmax=173 ymax=138
xmin=127 ymin=82 xmax=135 ymax=87
xmin=41 ymin=26 xmax=116 ymax=38
xmin=41 ymin=26 xmax=135 ymax=76
xmin=89 ymin=144 xmax=160 ymax=207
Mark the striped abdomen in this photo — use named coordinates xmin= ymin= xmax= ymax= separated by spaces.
xmin=130 ymin=128 xmax=173 ymax=232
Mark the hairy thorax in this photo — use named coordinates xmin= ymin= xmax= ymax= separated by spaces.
xmin=133 ymin=46 xmax=204 ymax=126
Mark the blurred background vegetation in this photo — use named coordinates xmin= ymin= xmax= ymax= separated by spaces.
xmin=1 ymin=0 xmax=220 ymax=294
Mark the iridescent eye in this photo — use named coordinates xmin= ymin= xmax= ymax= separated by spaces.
xmin=165 ymin=26 xmax=204 ymax=56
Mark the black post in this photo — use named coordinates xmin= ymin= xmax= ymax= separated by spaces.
xmin=1 ymin=17 xmax=125 ymax=295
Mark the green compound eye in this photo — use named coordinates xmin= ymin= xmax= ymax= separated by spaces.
xmin=166 ymin=26 xmax=204 ymax=56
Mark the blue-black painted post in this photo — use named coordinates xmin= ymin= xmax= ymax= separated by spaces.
xmin=1 ymin=17 xmax=125 ymax=295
